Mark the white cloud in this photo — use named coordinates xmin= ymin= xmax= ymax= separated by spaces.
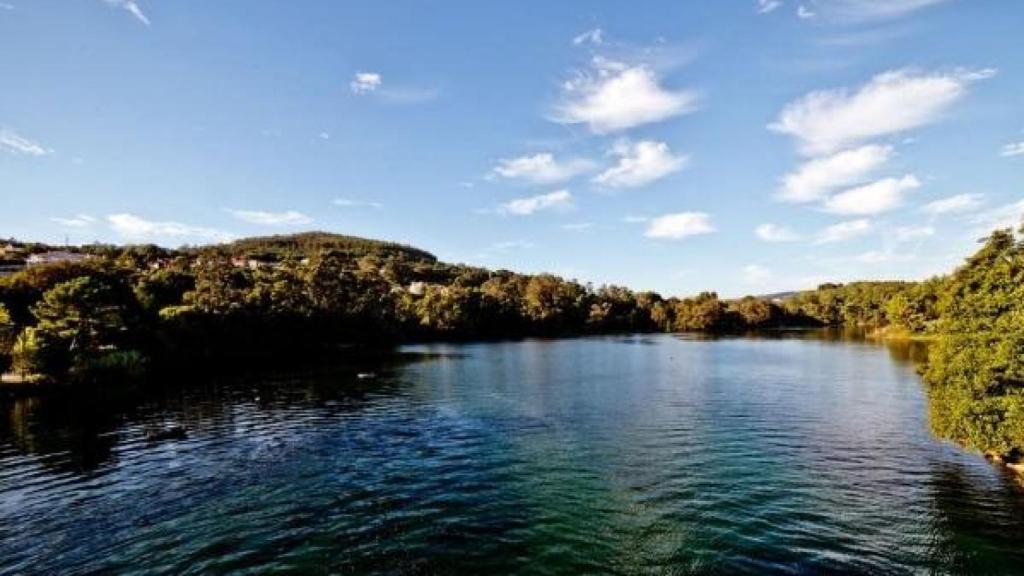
xmin=971 ymin=199 xmax=1024 ymax=233
xmin=921 ymin=193 xmax=983 ymax=216
xmin=103 ymin=0 xmax=149 ymax=26
xmin=813 ymin=218 xmax=872 ymax=244
xmin=593 ymin=140 xmax=688 ymax=188
xmin=0 ymin=128 xmax=52 ymax=156
xmin=562 ymin=222 xmax=595 ymax=231
xmin=348 ymin=72 xmax=438 ymax=104
xmin=333 ymin=198 xmax=383 ymax=209
xmin=820 ymin=0 xmax=949 ymax=22
xmin=797 ymin=5 xmax=816 ymax=18
xmin=108 ymin=214 xmax=233 ymax=243
xmin=823 ymin=175 xmax=920 ymax=215
xmin=51 ymin=214 xmax=97 ymax=228
xmin=319 ymin=132 xmax=330 ymax=140
xmin=572 ymin=28 xmax=603 ymax=46
xmin=894 ymin=225 xmax=934 ymax=241
xmin=499 ymin=190 xmax=573 ymax=216
xmin=553 ymin=60 xmax=699 ymax=133
xmin=770 ymin=68 xmax=994 ymax=156
xmin=756 ymin=223 xmax=801 ymax=242
xmin=757 ymin=0 xmax=782 ymax=14
xmin=0 ymin=3 xmax=14 ymax=10
xmin=645 ymin=212 xmax=715 ymax=239
xmin=492 ymin=153 xmax=596 ymax=184
xmin=854 ymin=250 xmax=913 ymax=264
xmin=350 ymin=72 xmax=382 ymax=94
xmin=778 ymin=144 xmax=892 ymax=203
xmin=742 ymin=264 xmax=773 ymax=285
xmin=1001 ymin=142 xmax=1024 ymax=157
xmin=228 ymin=210 xmax=313 ymax=226
xmin=491 ymin=240 xmax=535 ymax=251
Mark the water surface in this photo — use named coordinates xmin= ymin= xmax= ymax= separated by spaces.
xmin=2 ymin=333 xmax=1023 ymax=574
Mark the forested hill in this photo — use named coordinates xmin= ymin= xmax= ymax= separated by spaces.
xmin=205 ymin=232 xmax=437 ymax=263
xmin=1 ymin=225 xmax=1024 ymax=466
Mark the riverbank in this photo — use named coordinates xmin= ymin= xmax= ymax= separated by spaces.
xmin=986 ymin=451 xmax=1024 ymax=478
xmin=865 ymin=325 xmax=937 ymax=342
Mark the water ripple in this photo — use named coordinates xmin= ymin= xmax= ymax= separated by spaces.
xmin=2 ymin=335 xmax=1024 ymax=574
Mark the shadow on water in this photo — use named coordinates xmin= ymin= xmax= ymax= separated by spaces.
xmin=0 ymin=348 xmax=452 ymax=475
xmin=2 ymin=332 xmax=1023 ymax=575
xmin=673 ymin=326 xmax=931 ymax=365
xmin=927 ymin=460 xmax=1024 ymax=573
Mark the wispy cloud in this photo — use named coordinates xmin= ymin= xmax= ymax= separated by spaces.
xmin=921 ymin=193 xmax=983 ymax=216
xmin=756 ymin=0 xmax=782 ymax=14
xmin=971 ymin=199 xmax=1024 ymax=234
xmin=854 ymin=250 xmax=915 ymax=264
xmin=491 ymin=153 xmax=596 ymax=184
xmin=756 ymin=223 xmax=802 ymax=242
xmin=552 ymin=57 xmax=699 ymax=133
xmin=0 ymin=127 xmax=52 ymax=156
xmin=770 ymin=68 xmax=994 ymax=156
xmin=778 ymin=144 xmax=892 ymax=203
xmin=742 ymin=264 xmax=773 ymax=285
xmin=1001 ymin=142 xmax=1024 ymax=157
xmin=645 ymin=212 xmax=715 ymax=239
xmin=51 ymin=214 xmax=97 ymax=228
xmin=797 ymin=5 xmax=816 ymax=18
xmin=593 ymin=140 xmax=688 ymax=188
xmin=572 ymin=28 xmax=603 ymax=46
xmin=822 ymin=175 xmax=920 ymax=215
xmin=893 ymin=225 xmax=934 ymax=241
xmin=108 ymin=214 xmax=233 ymax=243
xmin=333 ymin=198 xmax=383 ymax=209
xmin=498 ymin=190 xmax=573 ymax=216
xmin=813 ymin=218 xmax=872 ymax=244
xmin=350 ymin=72 xmax=382 ymax=94
xmin=228 ymin=209 xmax=312 ymax=226
xmin=562 ymin=222 xmax=595 ymax=231
xmin=816 ymin=0 xmax=950 ymax=22
xmin=349 ymin=71 xmax=439 ymax=104
xmin=491 ymin=240 xmax=535 ymax=251
xmin=103 ymin=0 xmax=150 ymax=26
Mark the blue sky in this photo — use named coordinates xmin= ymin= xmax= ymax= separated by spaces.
xmin=1 ymin=0 xmax=1022 ymax=297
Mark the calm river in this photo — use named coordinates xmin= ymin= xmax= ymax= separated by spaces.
xmin=2 ymin=333 xmax=1024 ymax=574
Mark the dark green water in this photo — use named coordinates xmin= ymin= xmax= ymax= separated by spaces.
xmin=2 ymin=333 xmax=1024 ymax=574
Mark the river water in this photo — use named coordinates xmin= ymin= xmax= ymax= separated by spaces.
xmin=2 ymin=332 xmax=1023 ymax=574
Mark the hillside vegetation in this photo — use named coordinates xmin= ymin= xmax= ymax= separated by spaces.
xmin=1 ymin=227 xmax=1023 ymax=463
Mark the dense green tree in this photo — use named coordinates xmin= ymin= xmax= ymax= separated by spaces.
xmin=11 ymin=326 xmax=71 ymax=377
xmin=672 ymin=292 xmax=728 ymax=332
xmin=731 ymin=297 xmax=780 ymax=328
xmin=31 ymin=277 xmax=135 ymax=371
xmin=134 ymin=268 xmax=195 ymax=313
xmin=924 ymin=228 xmax=1024 ymax=460
xmin=0 ymin=304 xmax=13 ymax=373
xmin=523 ymin=275 xmax=588 ymax=332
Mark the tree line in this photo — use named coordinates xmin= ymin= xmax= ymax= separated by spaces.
xmin=0 ymin=233 xmax=822 ymax=379
xmin=1 ymin=226 xmax=1022 ymax=463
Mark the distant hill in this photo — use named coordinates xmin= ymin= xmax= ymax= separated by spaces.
xmin=756 ymin=291 xmax=801 ymax=301
xmin=208 ymin=232 xmax=437 ymax=262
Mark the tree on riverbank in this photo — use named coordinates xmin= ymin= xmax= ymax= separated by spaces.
xmin=0 ymin=304 xmax=13 ymax=374
xmin=2 ymin=223 xmax=1023 ymax=470
xmin=924 ymin=228 xmax=1024 ymax=461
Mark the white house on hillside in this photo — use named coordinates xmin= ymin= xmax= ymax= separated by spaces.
xmin=26 ymin=251 xmax=90 ymax=266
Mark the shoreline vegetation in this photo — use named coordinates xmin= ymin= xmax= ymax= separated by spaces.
xmin=1 ymin=226 xmax=1023 ymax=471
